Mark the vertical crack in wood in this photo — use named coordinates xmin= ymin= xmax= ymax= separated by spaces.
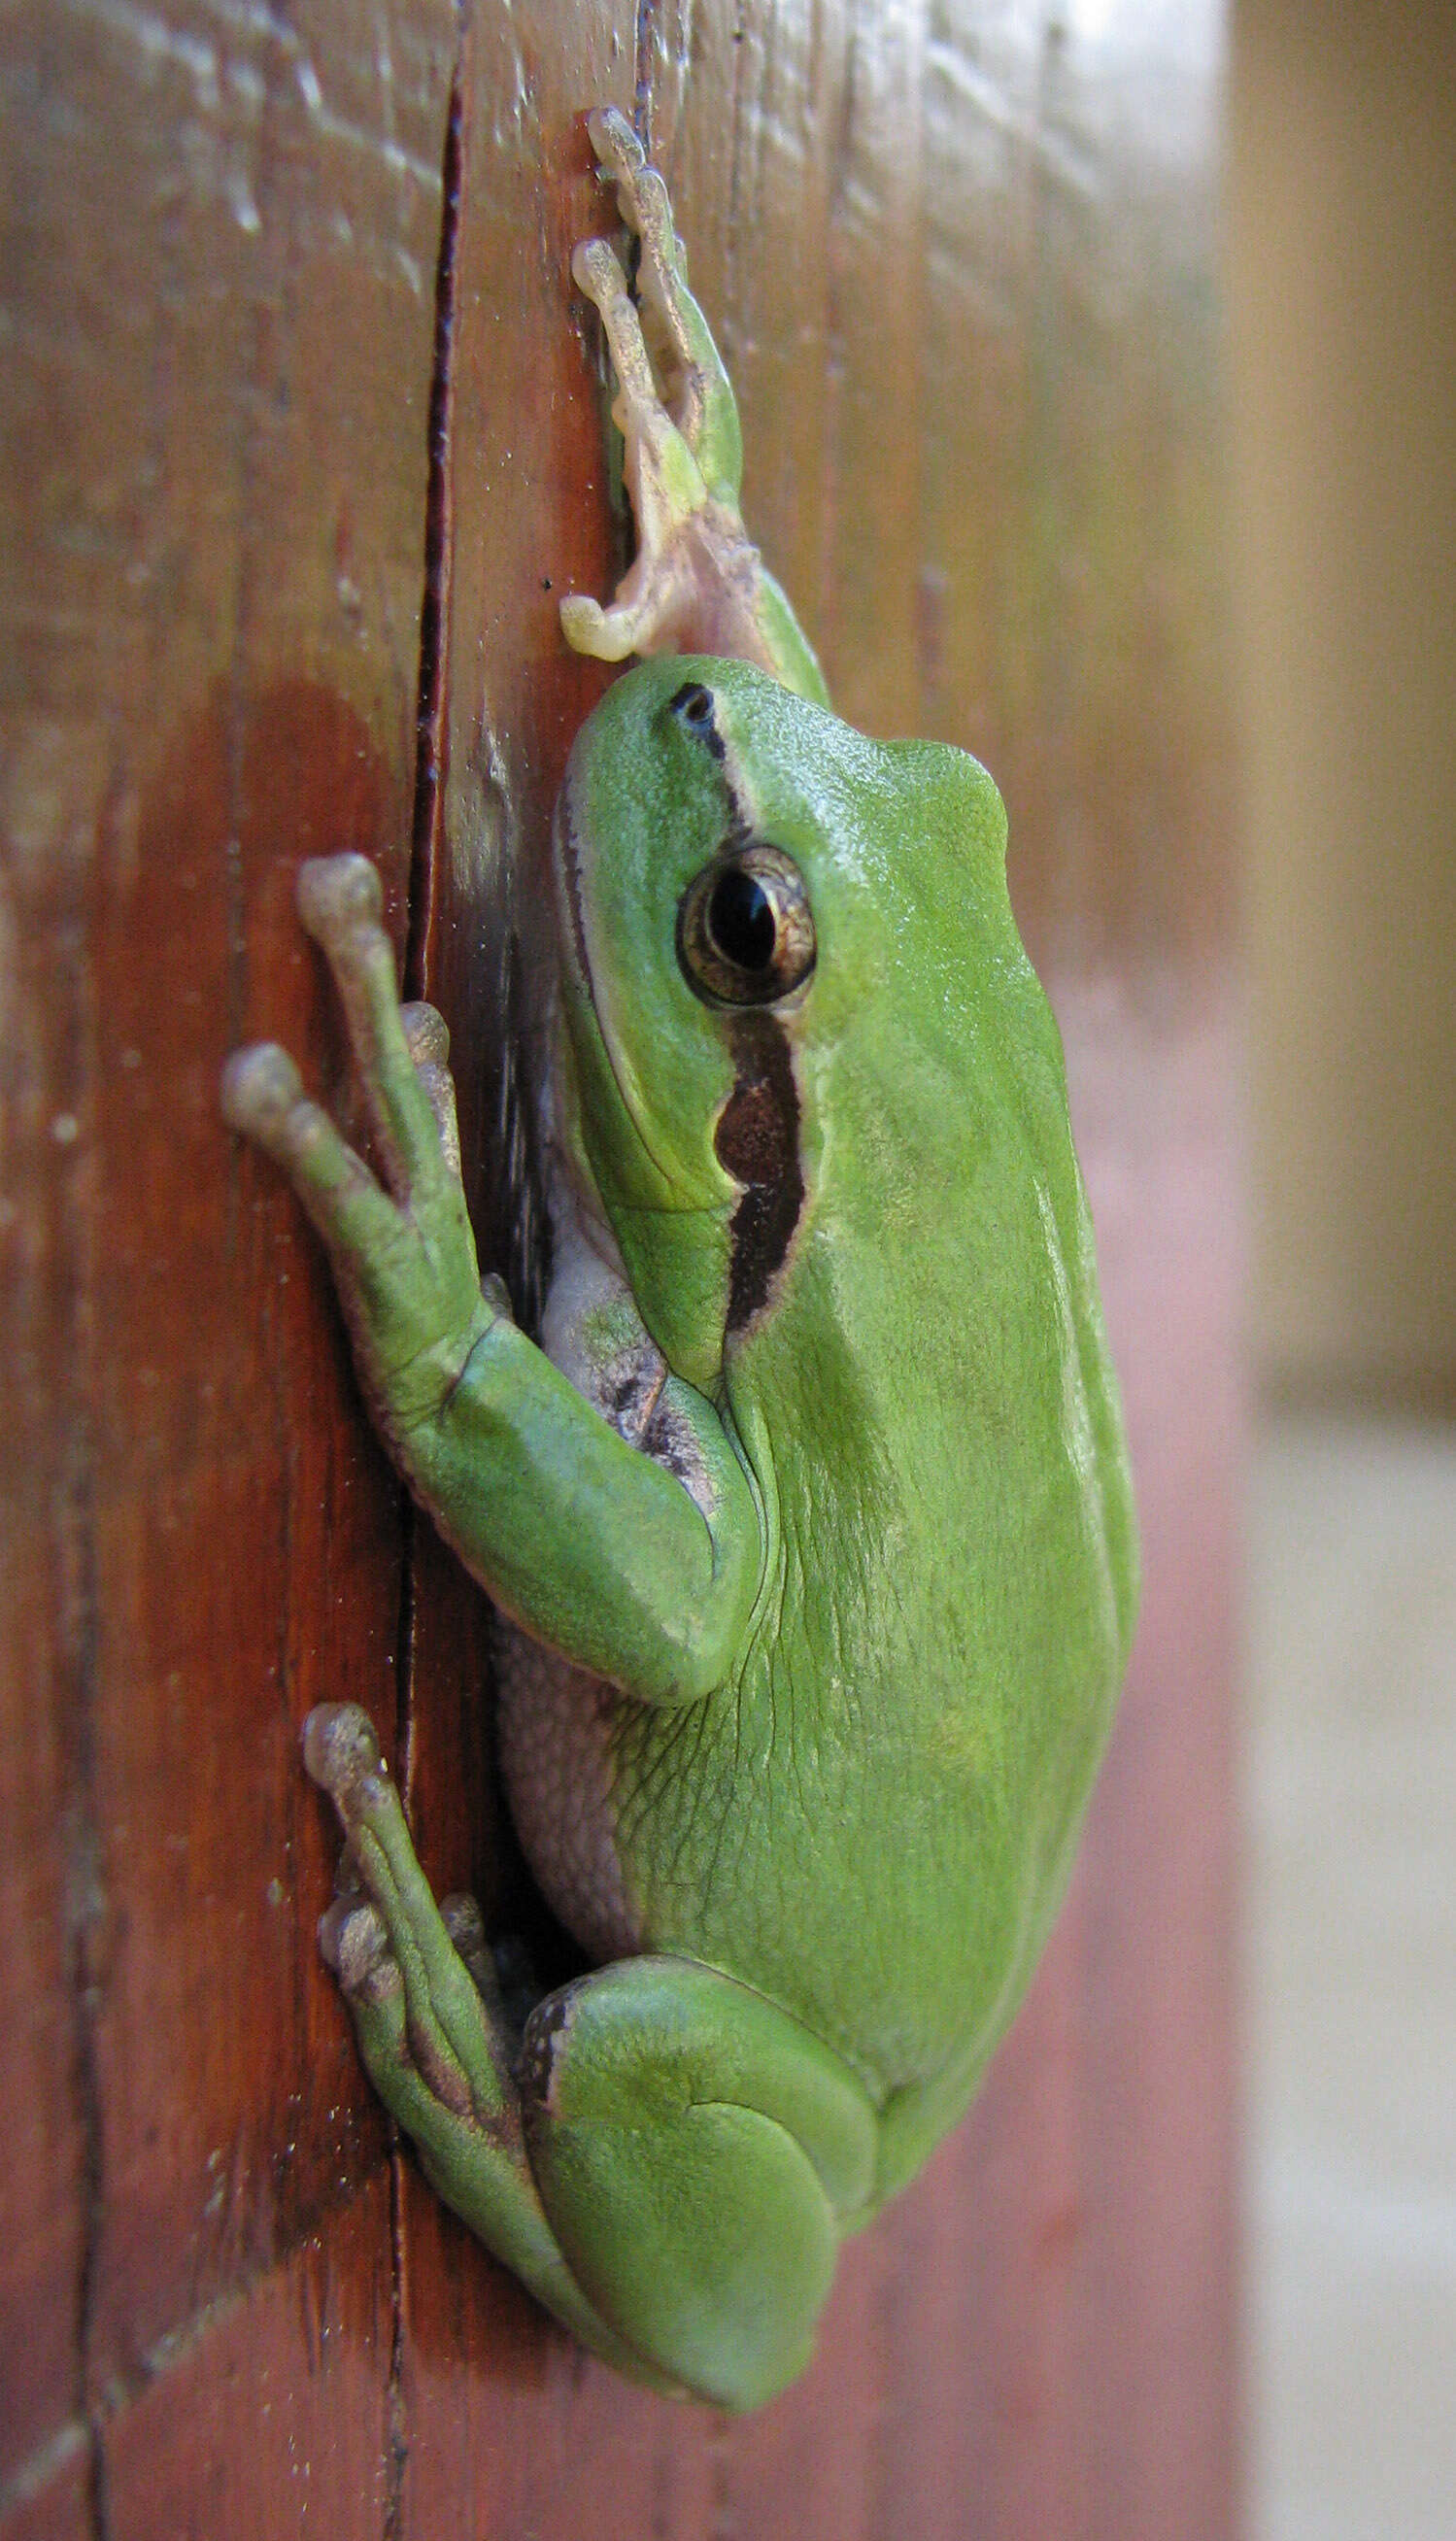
xmin=387 ymin=24 xmax=468 ymax=2518
xmin=404 ymin=44 xmax=465 ymax=1002
xmin=390 ymin=1489 xmax=420 ymax=1796
xmin=386 ymin=1455 xmax=418 ymax=2517
xmin=66 ymin=1466 xmax=109 ymax=2541
xmin=382 ymin=2141 xmax=410 ymax=2539
xmin=632 ymin=0 xmax=660 ymax=146
xmin=60 ymin=765 xmax=118 ymax=2541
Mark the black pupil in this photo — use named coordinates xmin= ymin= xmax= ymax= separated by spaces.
xmin=708 ymin=868 xmax=777 ymax=972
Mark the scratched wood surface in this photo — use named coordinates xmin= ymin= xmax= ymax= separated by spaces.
xmin=0 ymin=2 xmax=1236 ymax=2535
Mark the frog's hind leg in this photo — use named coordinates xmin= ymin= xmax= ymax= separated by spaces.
xmin=518 ymin=1954 xmax=878 ymax=2411
xmin=301 ymin=1704 xmax=677 ymax=2391
xmin=559 ymin=230 xmax=708 ymax=663
xmin=560 ymin=107 xmax=829 ymax=703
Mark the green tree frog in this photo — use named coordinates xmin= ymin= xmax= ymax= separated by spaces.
xmin=221 ymin=109 xmax=1136 ymax=2410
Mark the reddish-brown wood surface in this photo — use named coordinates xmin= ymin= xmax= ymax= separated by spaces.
xmin=1 ymin=2 xmax=1237 ymax=2534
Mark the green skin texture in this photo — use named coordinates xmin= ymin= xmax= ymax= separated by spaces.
xmin=221 ymin=112 xmax=1137 ymax=2411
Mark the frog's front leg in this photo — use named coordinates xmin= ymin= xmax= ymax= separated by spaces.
xmin=221 ymin=855 xmax=494 ymax=1449
xmin=222 ymin=854 xmax=762 ymax=1700
xmin=560 ymin=107 xmax=829 ymax=707
xmin=308 ymin=1699 xmax=879 ymax=2411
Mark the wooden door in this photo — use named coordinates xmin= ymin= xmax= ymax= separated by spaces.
xmin=1 ymin=2 xmax=1236 ymax=2533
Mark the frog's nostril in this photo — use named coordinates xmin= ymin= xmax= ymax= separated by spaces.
xmin=669 ymin=680 xmax=716 ymax=732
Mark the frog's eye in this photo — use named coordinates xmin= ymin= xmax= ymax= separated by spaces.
xmin=677 ymin=844 xmax=817 ymax=1006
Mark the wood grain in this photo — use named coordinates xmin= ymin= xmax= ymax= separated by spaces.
xmin=1 ymin=0 xmax=1237 ymax=2531
xmin=1 ymin=0 xmax=453 ymax=2512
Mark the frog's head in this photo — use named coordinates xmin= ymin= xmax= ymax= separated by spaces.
xmin=553 ymin=654 xmax=1021 ymax=1390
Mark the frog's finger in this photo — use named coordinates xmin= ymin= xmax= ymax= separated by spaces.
xmin=318 ymin=1896 xmax=506 ymax=2156
xmin=221 ymin=1042 xmax=401 ymax=1258
xmin=400 ymin=1000 xmax=462 ymax=1183
xmin=295 ymin=856 xmax=447 ymax=1203
xmin=586 ymin=107 xmax=743 ymax=507
xmin=439 ymin=1889 xmax=509 ymax=2021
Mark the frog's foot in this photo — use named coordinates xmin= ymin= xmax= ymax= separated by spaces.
xmin=302 ymin=1703 xmax=678 ymax=2388
xmin=561 ymin=108 xmax=828 ymax=702
xmin=306 ymin=1704 xmax=517 ymax=2131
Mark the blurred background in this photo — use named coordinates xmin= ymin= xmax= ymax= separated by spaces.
xmin=1228 ymin=1 xmax=1456 ymax=2533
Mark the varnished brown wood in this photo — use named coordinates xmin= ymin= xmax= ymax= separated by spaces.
xmin=2 ymin=0 xmax=1236 ymax=2532
xmin=102 ymin=2180 xmax=398 ymax=2541
xmin=1 ymin=0 xmax=453 ymax=2514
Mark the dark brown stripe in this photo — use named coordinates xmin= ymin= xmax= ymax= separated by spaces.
xmin=667 ymin=680 xmax=806 ymax=1326
xmin=715 ymin=1017 xmax=805 ymax=1332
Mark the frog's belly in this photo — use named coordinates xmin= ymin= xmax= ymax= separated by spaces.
xmin=494 ymin=1623 xmax=644 ymax=1964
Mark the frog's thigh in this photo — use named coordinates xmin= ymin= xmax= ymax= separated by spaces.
xmin=522 ymin=1955 xmax=877 ymax=2411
